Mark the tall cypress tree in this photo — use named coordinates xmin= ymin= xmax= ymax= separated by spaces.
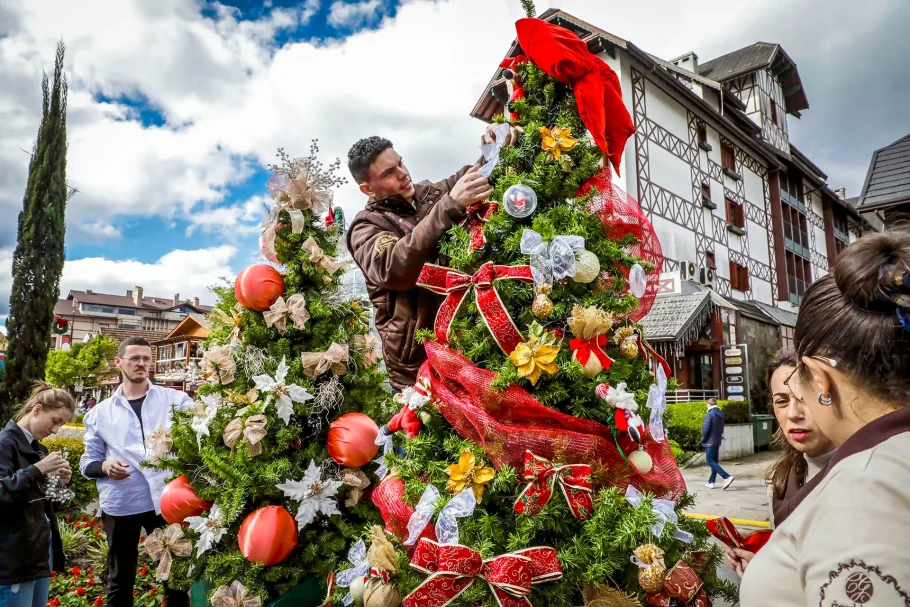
xmin=2 ymin=42 xmax=69 ymax=418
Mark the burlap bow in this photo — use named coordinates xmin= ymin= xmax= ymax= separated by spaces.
xmin=263 ymin=294 xmax=310 ymax=335
xmin=343 ymin=468 xmax=371 ymax=508
xmin=285 ymin=161 xmax=333 ymax=214
xmin=143 ymin=524 xmax=193 ymax=582
xmin=300 ymin=342 xmax=349 ymax=378
xmin=303 ymin=237 xmax=345 ymax=274
xmin=211 ymin=581 xmax=263 ymax=607
xmin=145 ymin=426 xmax=173 ymax=464
xmin=222 ymin=414 xmax=268 ymax=457
xmin=354 ymin=334 xmax=381 ymax=368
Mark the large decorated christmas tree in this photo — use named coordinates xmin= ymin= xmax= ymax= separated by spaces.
xmin=354 ymin=15 xmax=737 ymax=607
xmin=147 ymin=142 xmax=394 ymax=604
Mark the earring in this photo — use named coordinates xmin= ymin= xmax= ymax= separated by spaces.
xmin=817 ymin=392 xmax=833 ymax=407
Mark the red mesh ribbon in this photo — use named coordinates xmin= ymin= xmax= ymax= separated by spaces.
xmin=578 ymin=168 xmax=664 ymax=322
xmin=463 ymin=202 xmax=499 ymax=251
xmin=421 ymin=341 xmax=685 ymax=499
xmin=568 ymin=334 xmax=613 ymax=371
xmin=403 ymin=539 xmax=561 ymax=607
xmin=515 ymin=18 xmax=635 ymax=174
xmin=417 ymin=262 xmax=534 ymax=355
xmin=514 ymin=451 xmax=594 ymax=519
xmin=705 ymin=517 xmax=772 ymax=553
xmin=372 ymin=476 xmax=437 ymax=548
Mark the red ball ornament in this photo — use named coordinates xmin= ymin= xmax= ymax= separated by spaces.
xmin=160 ymin=476 xmax=212 ymax=524
xmin=235 ymin=264 xmax=286 ymax=312
xmin=238 ymin=505 xmax=298 ymax=566
xmin=327 ymin=413 xmax=380 ymax=468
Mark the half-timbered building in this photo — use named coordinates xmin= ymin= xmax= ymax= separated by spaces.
xmin=470 ymin=9 xmax=871 ymax=404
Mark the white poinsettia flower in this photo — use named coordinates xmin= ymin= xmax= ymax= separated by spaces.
xmin=185 ymin=505 xmax=228 ymax=557
xmin=191 ymin=394 xmax=221 ymax=449
xmin=605 ymin=382 xmax=638 ymax=411
xmin=276 ymin=460 xmax=342 ymax=530
xmin=252 ymin=356 xmax=314 ymax=425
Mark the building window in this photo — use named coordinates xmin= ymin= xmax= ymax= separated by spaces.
xmin=783 ymin=203 xmax=810 ymax=258
xmin=833 ymin=212 xmax=850 ymax=257
xmin=701 ymin=181 xmax=711 ymax=201
xmin=697 ymin=123 xmax=707 ymax=144
xmin=721 ymin=308 xmax=738 ymax=345
xmin=706 ymin=250 xmax=716 ymax=270
xmin=83 ymin=304 xmax=116 ymax=314
xmin=721 ymin=142 xmax=736 ymax=171
xmin=786 ymin=251 xmax=812 ymax=305
xmin=729 ymin=260 xmax=749 ymax=292
xmin=769 ymin=99 xmax=778 ymax=126
xmin=781 ymin=325 xmax=795 ymax=351
xmin=726 ymin=197 xmax=745 ymax=229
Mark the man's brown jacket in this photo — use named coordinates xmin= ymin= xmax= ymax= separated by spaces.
xmin=346 ymin=165 xmax=471 ymax=389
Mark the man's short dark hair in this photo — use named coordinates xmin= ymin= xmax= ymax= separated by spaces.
xmin=118 ymin=336 xmax=152 ymax=357
xmin=348 ymin=136 xmax=393 ymax=183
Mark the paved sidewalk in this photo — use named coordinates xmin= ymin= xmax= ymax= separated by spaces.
xmin=681 ymin=450 xmax=777 ymax=527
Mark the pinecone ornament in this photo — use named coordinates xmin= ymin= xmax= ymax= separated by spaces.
xmin=532 ymin=284 xmax=554 ymax=319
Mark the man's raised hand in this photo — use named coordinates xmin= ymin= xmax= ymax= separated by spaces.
xmin=449 ymin=165 xmax=492 ymax=210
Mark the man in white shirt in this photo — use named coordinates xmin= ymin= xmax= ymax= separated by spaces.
xmin=80 ymin=337 xmax=193 ymax=607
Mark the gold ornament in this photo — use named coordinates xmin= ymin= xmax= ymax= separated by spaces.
xmin=619 ymin=339 xmax=639 ymax=359
xmin=615 ymin=327 xmax=636 ymax=341
xmin=445 ymin=450 xmax=495 ymax=501
xmin=633 ymin=544 xmax=667 ymax=594
xmin=532 ymin=284 xmax=554 ymax=319
xmin=573 ymin=251 xmax=601 ymax=283
xmin=582 ymin=583 xmax=642 ymax=607
xmin=539 ymin=126 xmax=578 ymax=160
xmin=628 ymin=448 xmax=653 ymax=475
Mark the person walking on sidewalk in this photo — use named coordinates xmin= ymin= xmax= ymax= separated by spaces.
xmin=80 ymin=337 xmax=193 ymax=607
xmin=0 ymin=383 xmax=76 ymax=607
xmin=702 ymin=398 xmax=734 ymax=489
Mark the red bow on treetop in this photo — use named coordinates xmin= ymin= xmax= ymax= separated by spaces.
xmin=515 ymin=18 xmax=635 ymax=175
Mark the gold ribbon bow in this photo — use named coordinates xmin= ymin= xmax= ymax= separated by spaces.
xmin=222 ymin=413 xmax=268 ymax=457
xmin=143 ymin=524 xmax=193 ymax=582
xmin=300 ymin=342 xmax=349 ymax=378
xmin=343 ymin=468 xmax=371 ymax=508
xmin=287 ymin=162 xmax=333 ymax=213
xmin=200 ymin=346 xmax=236 ymax=385
xmin=211 ymin=581 xmax=263 ymax=607
xmin=303 ymin=237 xmax=345 ymax=274
xmin=263 ymin=294 xmax=310 ymax=335
xmin=145 ymin=426 xmax=173 ymax=463
xmin=354 ymin=334 xmax=381 ymax=368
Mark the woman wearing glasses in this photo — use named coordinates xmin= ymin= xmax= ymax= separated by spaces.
xmin=723 ymin=349 xmax=836 ymax=577
xmin=739 ymin=230 xmax=910 ymax=606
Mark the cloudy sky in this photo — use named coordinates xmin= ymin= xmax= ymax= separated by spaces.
xmin=1 ymin=0 xmax=908 ymax=332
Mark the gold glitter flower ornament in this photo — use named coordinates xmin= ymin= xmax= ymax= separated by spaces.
xmin=539 ymin=126 xmax=578 ymax=160
xmin=445 ymin=450 xmax=495 ymax=501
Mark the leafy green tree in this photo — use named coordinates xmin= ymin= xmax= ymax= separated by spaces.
xmin=45 ymin=335 xmax=118 ymax=390
xmin=3 ymin=41 xmax=70 ymax=418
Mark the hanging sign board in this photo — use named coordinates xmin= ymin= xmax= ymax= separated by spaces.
xmin=720 ymin=343 xmax=751 ymax=408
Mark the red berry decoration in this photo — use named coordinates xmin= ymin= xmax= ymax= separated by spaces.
xmin=234 ymin=264 xmax=286 ymax=312
xmin=160 ymin=475 xmax=212 ymax=524
xmin=238 ymin=505 xmax=298 ymax=566
xmin=327 ymin=413 xmax=380 ymax=468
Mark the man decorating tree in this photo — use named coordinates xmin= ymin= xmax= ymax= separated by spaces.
xmin=80 ymin=337 xmax=193 ymax=607
xmin=346 ymin=126 xmax=519 ymax=390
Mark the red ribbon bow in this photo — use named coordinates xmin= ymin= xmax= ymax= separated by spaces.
xmin=365 ymin=567 xmax=390 ymax=588
xmin=568 ymin=334 xmax=614 ymax=372
xmin=463 ymin=201 xmax=499 ymax=251
xmin=417 ymin=262 xmax=534 ymax=355
xmin=514 ymin=451 xmax=594 ymax=519
xmin=403 ymin=539 xmax=562 ymax=607
xmin=634 ymin=331 xmax=673 ymax=379
xmin=515 ymin=18 xmax=635 ymax=175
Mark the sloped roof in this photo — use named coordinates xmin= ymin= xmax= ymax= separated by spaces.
xmin=729 ymin=299 xmax=798 ymax=328
xmin=857 ymin=134 xmax=910 ymax=210
xmin=699 ymin=42 xmax=809 ymax=114
xmin=640 ymin=292 xmax=712 ymax=341
xmin=61 ymin=290 xmax=213 ymax=314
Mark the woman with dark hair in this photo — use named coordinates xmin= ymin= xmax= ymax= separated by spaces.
xmin=723 ymin=349 xmax=836 ymax=577
xmin=739 ymin=230 xmax=910 ymax=606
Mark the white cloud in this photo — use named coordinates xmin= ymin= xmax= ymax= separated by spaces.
xmin=185 ymin=195 xmax=265 ymax=239
xmin=328 ymin=0 xmax=382 ymax=29
xmin=0 ymin=322 xmax=7 ymax=336
xmin=79 ymin=221 xmax=122 ymax=239
xmin=59 ymin=246 xmax=239 ymax=306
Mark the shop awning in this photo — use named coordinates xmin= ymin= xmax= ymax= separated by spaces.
xmin=640 ymin=286 xmax=737 ymax=359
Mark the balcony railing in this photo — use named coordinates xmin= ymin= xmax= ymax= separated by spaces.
xmin=666 ymin=389 xmax=721 ymax=404
xmin=834 ymin=226 xmax=850 ymax=243
xmin=781 ymin=191 xmax=807 ymax=213
xmin=784 ymin=237 xmax=811 ymax=259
